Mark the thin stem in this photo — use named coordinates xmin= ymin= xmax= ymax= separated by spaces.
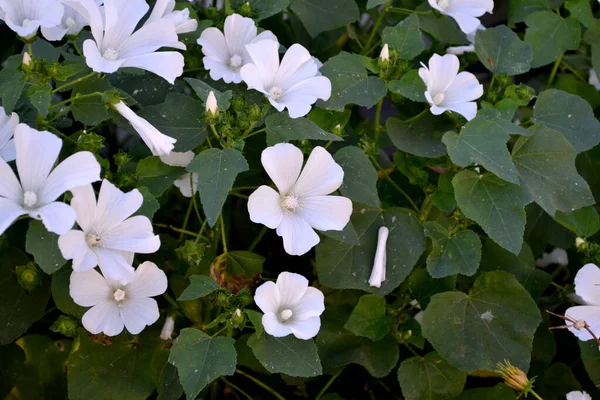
xmin=180 ymin=198 xmax=195 ymax=241
xmin=248 ymin=225 xmax=268 ymax=252
xmin=27 ymin=43 xmax=33 ymax=57
xmin=235 ymin=369 xmax=287 ymax=400
xmin=363 ymin=39 xmax=383 ymax=57
xmin=44 ymin=124 xmax=77 ymax=144
xmin=371 ymin=157 xmax=419 ymax=212
xmin=154 ymin=223 xmax=199 ymax=237
xmin=231 ymin=186 xmax=259 ymax=191
xmin=49 ymin=91 xmax=103 ymax=110
xmin=489 ymin=74 xmax=496 ymax=92
xmin=194 ymin=219 xmax=209 ymax=244
xmin=210 ymin=124 xmax=221 ymax=140
xmin=192 ymin=193 xmax=203 ymax=224
xmin=315 ymin=370 xmax=343 ymax=400
xmin=52 ymin=71 xmax=96 ymax=93
xmin=162 ymin=293 xmax=182 ymax=311
xmin=240 ymin=127 xmax=265 ymax=140
xmin=220 ymin=213 xmax=228 ymax=253
xmin=402 ymin=342 xmax=421 ymax=357
xmin=546 ymin=55 xmax=562 ymax=89
xmin=400 ymin=108 xmax=428 ymax=124
xmin=374 ymin=98 xmax=384 ymax=144
xmin=323 ymin=140 xmax=334 ymax=150
xmin=221 ymin=378 xmax=253 ymax=400
xmin=229 ymin=192 xmax=249 ymax=200
xmin=530 ymin=389 xmax=544 ymax=400
xmin=562 ymin=60 xmax=587 ymax=82
xmin=71 ymin=39 xmax=84 ymax=58
xmin=362 ymin=2 xmax=389 ymax=55
xmin=388 ymin=7 xmax=431 ymax=15
xmin=211 ymin=325 xmax=228 ymax=338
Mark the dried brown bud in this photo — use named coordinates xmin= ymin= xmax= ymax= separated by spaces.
xmin=496 ymin=360 xmax=531 ymax=392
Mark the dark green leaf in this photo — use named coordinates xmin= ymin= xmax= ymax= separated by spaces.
xmin=265 ymin=112 xmax=342 ymax=146
xmin=424 ymin=222 xmax=482 ymax=278
xmin=184 ymin=77 xmax=232 ymax=111
xmin=418 ymin=13 xmax=469 ymax=45
xmin=231 ymin=0 xmax=291 ymax=19
xmin=388 ymin=70 xmax=427 ymax=103
xmin=381 ymin=14 xmax=426 ymax=61
xmin=565 ymin=0 xmax=595 ymax=28
xmin=554 ymin=206 xmax=600 ymax=237
xmin=458 ymin=384 xmax=516 ymax=400
xmin=135 ymin=186 xmax=160 ymax=220
xmin=509 ymin=0 xmax=549 ymax=23
xmin=26 ymin=83 xmax=52 ymax=117
xmin=387 ymin=114 xmax=450 ymax=158
xmin=431 ymin=172 xmax=457 ymax=213
xmin=289 ymin=0 xmax=359 ymax=37
xmin=0 ymin=343 xmax=25 ymax=398
xmin=25 ymin=220 xmax=66 ymax=275
xmin=51 ymin=265 xmax=86 ymax=318
xmin=178 ymin=275 xmax=221 ymax=301
xmin=334 ymin=146 xmax=380 ymax=208
xmin=225 ymin=251 xmax=265 ymax=277
xmin=136 ymin=156 xmax=186 ymax=197
xmin=524 ymin=12 xmax=580 ymax=68
xmin=366 ymin=0 xmax=387 ymax=9
xmin=344 ymin=294 xmax=392 ymax=341
xmin=70 ymin=76 xmax=113 ymax=125
xmin=0 ymin=55 xmax=26 ymax=113
xmin=108 ymin=71 xmax=175 ymax=107
xmin=474 ymin=25 xmax=533 ymax=75
xmin=580 ymin=340 xmax=600 ymax=384
xmin=577 ymin=145 xmax=600 ymax=201
xmin=408 ymin=268 xmax=456 ymax=309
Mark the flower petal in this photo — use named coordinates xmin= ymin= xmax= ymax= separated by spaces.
xmin=565 ymin=305 xmax=600 ymax=342
xmin=69 ymin=269 xmax=112 ymax=307
xmin=160 ymin=151 xmax=194 ymax=167
xmin=61 ymin=0 xmax=105 ymax=44
xmin=58 ymin=230 xmax=98 ymax=272
xmin=447 ymin=11 xmax=482 ymax=35
xmin=245 ymin=39 xmax=280 ymax=91
xmin=119 ymin=19 xmax=179 ymax=59
xmin=293 ymin=287 xmax=325 ymax=320
xmin=254 ymin=281 xmax=281 ymax=314
xmin=297 ymin=195 xmax=352 ymax=232
xmin=275 ymin=272 xmax=309 ymax=308
xmin=82 ymin=300 xmax=124 ymax=336
xmin=103 ymin=0 xmax=149 ymax=50
xmin=102 ymin=215 xmax=161 ymax=254
xmin=125 ymin=261 xmax=168 ymax=298
xmin=276 ymin=44 xmax=313 ymax=88
xmin=443 ymin=101 xmax=478 ymax=121
xmin=575 ymin=263 xmax=600 ymax=306
xmin=198 ymin=27 xmax=230 ymax=63
xmin=425 ymin=54 xmax=460 ymax=95
xmin=276 ymin=214 xmax=320 ymax=256
xmin=0 ymin=198 xmax=26 ymax=236
xmin=261 ymin=143 xmax=303 ymax=195
xmin=70 ymin=184 xmax=97 ymax=232
xmin=95 ymin=180 xmax=143 ymax=233
xmin=287 ymin=316 xmax=321 ymax=340
xmin=96 ymin=247 xmax=135 ymax=282
xmin=120 ymin=297 xmax=160 ymax=334
xmin=30 ymin=202 xmax=76 ymax=235
xmin=0 ymin=139 xmax=16 ymax=162
xmin=442 ymin=71 xmax=483 ymax=105
xmin=0 ymin=157 xmax=22 ymax=202
xmin=15 ymin=124 xmax=61 ymax=194
xmin=122 ymin=51 xmax=184 ymax=84
xmin=240 ymin=63 xmax=267 ymax=92
xmin=224 ymin=14 xmax=257 ymax=57
xmin=281 ymin=75 xmax=332 ymax=104
xmin=40 ymin=151 xmax=101 ymax=204
xmin=292 ymin=146 xmax=343 ymax=197
xmin=248 ymin=185 xmax=284 ymax=229
xmin=262 ymin=312 xmax=292 ymax=337
xmin=174 ymin=173 xmax=198 ymax=198
xmin=82 ymin=39 xmax=126 ymax=74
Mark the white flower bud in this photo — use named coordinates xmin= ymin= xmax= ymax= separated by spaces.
xmin=160 ymin=316 xmax=175 ymax=340
xmin=380 ymin=43 xmax=389 ymax=62
xmin=576 ymin=237 xmax=586 ymax=248
xmin=23 ymin=51 xmax=32 ymax=67
xmin=206 ymin=91 xmax=218 ymax=117
xmin=536 ymin=247 xmax=568 ymax=268
xmin=368 ymin=226 xmax=389 ymax=288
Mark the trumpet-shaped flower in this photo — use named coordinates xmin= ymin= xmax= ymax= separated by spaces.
xmin=566 ymin=392 xmax=592 ymax=400
xmin=58 ymin=180 xmax=161 ymax=282
xmin=62 ymin=0 xmax=184 ymax=83
xmin=565 ymin=263 xmax=600 ymax=342
xmin=254 ymin=272 xmax=325 ymax=340
xmin=368 ymin=226 xmax=389 ymax=288
xmin=0 ymin=0 xmax=64 ymax=39
xmin=198 ymin=13 xmax=277 ymax=84
xmin=41 ymin=0 xmax=103 ymax=41
xmin=241 ymin=40 xmax=332 ymax=118
xmin=70 ymin=261 xmax=168 ymax=336
xmin=159 ymin=151 xmax=198 ymax=197
xmin=146 ymin=0 xmax=198 ymax=34
xmin=0 ymin=124 xmax=100 ymax=236
xmin=112 ymin=101 xmax=176 ymax=156
xmin=428 ymin=0 xmax=493 ymax=35
xmin=248 ymin=143 xmax=352 ymax=256
xmin=0 ymin=106 xmax=18 ymax=162
xmin=419 ymin=53 xmax=483 ymax=121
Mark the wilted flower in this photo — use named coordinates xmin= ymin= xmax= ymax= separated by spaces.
xmin=0 ymin=0 xmax=64 ymax=39
xmin=0 ymin=106 xmax=18 ymax=162
xmin=428 ymin=0 xmax=493 ymax=35
xmin=254 ymin=272 xmax=325 ymax=340
xmin=159 ymin=151 xmax=198 ymax=197
xmin=241 ymin=40 xmax=332 ymax=118
xmin=496 ymin=360 xmax=534 ymax=393
xmin=566 ymin=391 xmax=592 ymax=400
xmin=146 ymin=0 xmax=198 ymax=34
xmin=368 ymin=226 xmax=389 ymax=288
xmin=42 ymin=0 xmax=103 ymax=41
xmin=247 ymin=143 xmax=352 ymax=256
xmin=565 ymin=263 xmax=600 ymax=341
xmin=536 ymin=247 xmax=568 ymax=268
xmin=419 ymin=53 xmax=483 ymax=121
xmin=160 ymin=315 xmax=176 ymax=340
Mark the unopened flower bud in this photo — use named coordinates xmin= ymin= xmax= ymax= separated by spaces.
xmin=249 ymin=104 xmax=263 ymax=121
xmin=113 ymin=151 xmax=130 ymax=168
xmin=231 ymin=308 xmax=245 ymax=327
xmin=496 ymin=360 xmax=533 ymax=393
xmin=380 ymin=44 xmax=390 ymax=63
xmin=368 ymin=226 xmax=389 ymax=288
xmin=333 ymin=124 xmax=343 ymax=136
xmin=76 ymin=132 xmax=105 ymax=154
xmin=160 ymin=316 xmax=175 ymax=340
xmin=206 ymin=91 xmax=218 ymax=118
xmin=576 ymin=237 xmax=586 ymax=249
xmin=16 ymin=262 xmax=41 ymax=291
xmin=176 ymin=241 xmax=205 ymax=267
xmin=22 ymin=51 xmax=32 ymax=67
xmin=50 ymin=315 xmax=78 ymax=338
xmin=238 ymin=290 xmax=253 ymax=307
xmin=216 ymin=291 xmax=230 ymax=307
xmin=240 ymin=1 xmax=253 ymax=17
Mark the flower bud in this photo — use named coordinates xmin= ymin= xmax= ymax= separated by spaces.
xmin=240 ymin=1 xmax=253 ymax=17
xmin=76 ymin=132 xmax=105 ymax=154
xmin=332 ymin=124 xmax=343 ymax=136
xmin=368 ymin=226 xmax=389 ymax=288
xmin=22 ymin=51 xmax=32 ymax=67
xmin=576 ymin=237 xmax=586 ymax=249
xmin=215 ymin=291 xmax=230 ymax=307
xmin=380 ymin=44 xmax=390 ymax=63
xmin=249 ymin=104 xmax=263 ymax=121
xmin=230 ymin=308 xmax=245 ymax=327
xmin=206 ymin=91 xmax=218 ymax=118
xmin=176 ymin=241 xmax=206 ymax=268
xmin=50 ymin=315 xmax=78 ymax=338
xmin=496 ymin=360 xmax=533 ymax=392
xmin=238 ymin=290 xmax=253 ymax=307
xmin=16 ymin=262 xmax=41 ymax=291
xmin=160 ymin=316 xmax=176 ymax=340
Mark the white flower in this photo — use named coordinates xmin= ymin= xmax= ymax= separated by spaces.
xmin=576 ymin=237 xmax=586 ymax=248
xmin=566 ymin=391 xmax=592 ymax=400
xmin=241 ymin=40 xmax=332 ymax=118
xmin=41 ymin=0 xmax=103 ymax=41
xmin=58 ymin=179 xmax=160 ymax=282
xmin=419 ymin=53 xmax=483 ymax=121
xmin=428 ymin=0 xmax=493 ymax=35
xmin=160 ymin=151 xmax=198 ymax=197
xmin=112 ymin=101 xmax=176 ymax=156
xmin=206 ymin=90 xmax=218 ymax=116
xmin=62 ymin=0 xmax=184 ymax=83
xmin=160 ymin=315 xmax=175 ymax=340
xmin=70 ymin=261 xmax=167 ymax=336
xmin=565 ymin=263 xmax=600 ymax=342
xmin=536 ymin=247 xmax=568 ymax=268
xmin=380 ymin=43 xmax=389 ymax=62
xmin=0 ymin=0 xmax=64 ymax=39
xmin=589 ymin=69 xmax=600 ymax=90
xmin=254 ymin=272 xmax=325 ymax=340
xmin=22 ymin=52 xmax=32 ymax=67
xmin=0 ymin=106 xmax=18 ymax=162
xmin=446 ymin=24 xmax=485 ymax=55
xmin=198 ymin=13 xmax=277 ymax=84
xmin=368 ymin=226 xmax=389 ymax=288
xmin=0 ymin=124 xmax=100 ymax=235
xmin=248 ymin=143 xmax=352 ymax=256
xmin=146 ymin=0 xmax=198 ymax=34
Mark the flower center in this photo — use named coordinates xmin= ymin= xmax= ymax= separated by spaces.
xmin=65 ymin=17 xmax=76 ymax=28
xmin=113 ymin=289 xmax=126 ymax=302
xmin=229 ymin=54 xmax=243 ymax=70
xmin=433 ymin=92 xmax=445 ymax=105
xmin=573 ymin=320 xmax=587 ymax=330
xmin=437 ymin=0 xmax=452 ymax=9
xmin=280 ymin=309 xmax=293 ymax=321
xmin=86 ymin=233 xmax=101 ymax=247
xmin=103 ymin=48 xmax=119 ymax=61
xmin=22 ymin=18 xmax=31 ymax=27
xmin=23 ymin=191 xmax=37 ymax=208
xmin=268 ymin=86 xmax=284 ymax=100
xmin=280 ymin=195 xmax=299 ymax=212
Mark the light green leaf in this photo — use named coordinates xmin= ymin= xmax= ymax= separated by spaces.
xmin=566 ymin=0 xmax=595 ymax=28
xmin=289 ymin=0 xmax=359 ymax=37
xmin=187 ymin=148 xmax=249 ymax=227
xmin=178 ymin=275 xmax=221 ymax=301
xmin=25 ymin=220 xmax=66 ymax=275
xmin=225 ymin=251 xmax=265 ymax=277
xmin=318 ymin=52 xmax=387 ymax=111
xmin=554 ymin=206 xmax=600 ymax=237
xmin=184 ymin=77 xmax=232 ymax=111
xmin=509 ymin=0 xmax=549 ymax=23
xmin=474 ymin=25 xmax=533 ymax=75
xmin=452 ymin=171 xmax=531 ymax=255
xmin=344 ymin=294 xmax=392 ymax=341
xmin=334 ymin=146 xmax=380 ymax=208
xmin=136 ymin=156 xmax=186 ymax=197
xmin=424 ymin=222 xmax=482 ymax=278
xmin=135 ymin=187 xmax=160 ymax=220
xmin=398 ymin=351 xmax=466 ymax=400
xmin=0 ymin=55 xmax=26 ymax=113
xmin=422 ymin=271 xmax=541 ymax=372
xmin=316 ymin=207 xmax=426 ymax=295
xmin=27 ymin=83 xmax=52 ymax=117
xmin=388 ymin=70 xmax=427 ymax=103
xmin=387 ymin=114 xmax=450 ymax=158
xmin=524 ymin=11 xmax=580 ymax=68
xmin=265 ymin=112 xmax=342 ymax=146
xmin=169 ymin=328 xmax=237 ymax=399
xmin=382 ymin=14 xmax=426 ymax=61
xmin=512 ymin=124 xmax=594 ymax=216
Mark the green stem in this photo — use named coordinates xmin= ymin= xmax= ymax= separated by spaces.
xmin=315 ymin=370 xmax=343 ymax=400
xmin=192 ymin=192 xmax=203 ymax=224
xmin=49 ymin=91 xmax=103 ymax=110
xmin=52 ymin=71 xmax=96 ymax=93
xmin=402 ymin=342 xmax=421 ymax=357
xmin=44 ymin=124 xmax=77 ymax=143
xmin=530 ymin=389 xmax=544 ymax=400
xmin=232 ymin=186 xmax=259 ymax=191
xmin=194 ymin=219 xmax=209 ymax=245
xmin=371 ymin=157 xmax=419 ymax=212
xmin=388 ymin=7 xmax=431 ymax=15
xmin=154 ymin=223 xmax=198 ymax=237
xmin=362 ymin=2 xmax=389 ymax=56
xmin=248 ymin=225 xmax=268 ymax=252
xmin=235 ymin=369 xmax=287 ymax=400
xmin=71 ymin=39 xmax=84 ymax=58
xmin=180 ymin=198 xmax=195 ymax=241
xmin=400 ymin=108 xmax=428 ymax=125
xmin=546 ymin=55 xmax=562 ymax=89
xmin=562 ymin=60 xmax=587 ymax=82
xmin=211 ymin=325 xmax=228 ymax=338
xmin=220 ymin=213 xmax=228 ymax=253
xmin=229 ymin=192 xmax=249 ymax=200
xmin=240 ymin=127 xmax=265 ymax=140
xmin=210 ymin=124 xmax=221 ymax=140
xmin=374 ymin=98 xmax=384 ymax=144
xmin=27 ymin=43 xmax=33 ymax=57
xmin=162 ymin=293 xmax=182 ymax=311
xmin=221 ymin=378 xmax=254 ymax=400
xmin=489 ymin=74 xmax=496 ymax=92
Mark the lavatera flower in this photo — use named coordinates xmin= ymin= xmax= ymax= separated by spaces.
xmin=254 ymin=272 xmax=325 ymax=340
xmin=419 ymin=53 xmax=483 ymax=121
xmin=0 ymin=0 xmax=64 ymax=39
xmin=58 ymin=180 xmax=161 ymax=282
xmin=159 ymin=151 xmax=198 ymax=197
xmin=0 ymin=124 xmax=100 ymax=236
xmin=42 ymin=0 xmax=103 ymax=41
xmin=565 ymin=263 xmax=600 ymax=342
xmin=70 ymin=261 xmax=168 ymax=336
xmin=566 ymin=391 xmax=592 ymax=400
xmin=428 ymin=0 xmax=493 ymax=35
xmin=248 ymin=143 xmax=352 ymax=256
xmin=0 ymin=105 xmax=18 ymax=162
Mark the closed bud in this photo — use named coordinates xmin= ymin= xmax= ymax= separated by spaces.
xmin=113 ymin=151 xmax=130 ymax=168
xmin=231 ymin=308 xmax=245 ymax=327
xmin=238 ymin=290 xmax=253 ymax=307
xmin=576 ymin=237 xmax=586 ymax=249
xmin=332 ymin=123 xmax=343 ymax=136
xmin=22 ymin=51 xmax=32 ymax=67
xmin=380 ymin=44 xmax=390 ymax=63
xmin=216 ymin=291 xmax=230 ymax=307
xmin=16 ymin=262 xmax=41 ymax=291
xmin=176 ymin=241 xmax=205 ymax=267
xmin=496 ymin=360 xmax=533 ymax=393
xmin=50 ymin=315 xmax=78 ymax=338
xmin=206 ymin=91 xmax=218 ymax=118
xmin=240 ymin=1 xmax=253 ymax=17
xmin=76 ymin=132 xmax=105 ymax=154
xmin=160 ymin=316 xmax=176 ymax=340
xmin=249 ymin=104 xmax=263 ymax=121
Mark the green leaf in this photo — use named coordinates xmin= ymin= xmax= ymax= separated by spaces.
xmin=184 ymin=77 xmax=232 ymax=111
xmin=537 ymin=362 xmax=583 ymax=399
xmin=0 ymin=343 xmax=25 ymax=398
xmin=51 ymin=266 xmax=86 ymax=318
xmin=316 ymin=207 xmax=426 ymax=295
xmin=474 ymin=25 xmax=533 ymax=75
xmin=418 ymin=13 xmax=469 ymax=45
xmin=26 ymin=83 xmax=52 ymax=117
xmin=321 ymin=221 xmax=360 ymax=245
xmin=452 ymin=171 xmax=531 ymax=255
xmin=139 ymin=93 xmax=207 ymax=152
xmin=381 ymin=14 xmax=426 ymax=61
xmin=386 ymin=114 xmax=450 ymax=158
xmin=524 ymin=11 xmax=580 ymax=68
xmin=54 ymin=61 xmax=87 ymax=82
xmin=509 ymin=0 xmax=549 ymax=23
xmin=108 ymin=71 xmax=175 ymax=107
xmin=225 ymin=251 xmax=265 ymax=277
xmin=388 ymin=70 xmax=427 ymax=103
xmin=25 ymin=220 xmax=66 ymax=275
xmin=532 ymin=89 xmax=600 ymax=153
xmin=169 ymin=328 xmax=237 ymax=399
xmin=554 ymin=206 xmax=600 ymax=237
xmin=333 ymin=146 xmax=380 ymax=208
xmin=70 ymin=76 xmax=113 ymax=125
xmin=580 ymin=340 xmax=600 ymax=384
xmin=398 ymin=351 xmax=466 ymax=400
xmin=187 ymin=148 xmax=249 ymax=227
xmin=246 ymin=310 xmax=323 ymax=377
xmin=178 ymin=275 xmax=221 ymax=301
xmin=231 ymin=0 xmax=291 ymax=19
xmin=408 ymin=268 xmax=456 ymax=309
xmin=0 ymin=55 xmax=26 ymax=113
xmin=458 ymin=384 xmax=516 ymax=400
xmin=422 ymin=271 xmax=541 ymax=372
xmin=443 ymin=109 xmax=531 ymax=184
xmin=424 ymin=222 xmax=482 ymax=278
xmin=289 ymin=0 xmax=359 ymax=37
xmin=565 ymin=0 xmax=595 ymax=28
xmin=577 ymin=145 xmax=600 ymax=201
xmin=265 ymin=112 xmax=342 ymax=146
xmin=318 ymin=52 xmax=387 ymax=111
xmin=136 ymin=156 xmax=186 ymax=197
xmin=512 ymin=124 xmax=594 ymax=216
xmin=135 ymin=186 xmax=160 ymax=220
xmin=366 ymin=0 xmax=387 ymax=9
xmin=431 ymin=172 xmax=457 ymax=213
xmin=344 ymin=294 xmax=392 ymax=341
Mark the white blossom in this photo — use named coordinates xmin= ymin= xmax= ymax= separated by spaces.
xmin=160 ymin=315 xmax=175 ymax=340
xmin=160 ymin=151 xmax=198 ymax=197
xmin=565 ymin=263 xmax=600 ymax=342
xmin=368 ymin=226 xmax=389 ymax=288
xmin=146 ymin=0 xmax=198 ymax=34
xmin=566 ymin=391 xmax=592 ymax=400
xmin=254 ymin=272 xmax=325 ymax=340
xmin=0 ymin=0 xmax=64 ymax=39
xmin=198 ymin=13 xmax=277 ymax=84
xmin=0 ymin=124 xmax=100 ymax=236
xmin=576 ymin=237 xmax=586 ymax=249
xmin=62 ymin=0 xmax=184 ymax=83
xmin=0 ymin=106 xmax=18 ymax=162
xmin=589 ymin=69 xmax=600 ymax=90
xmin=248 ymin=143 xmax=352 ymax=256
xmin=70 ymin=261 xmax=168 ymax=336
xmin=22 ymin=52 xmax=32 ymax=67
xmin=428 ymin=0 xmax=493 ymax=35
xmin=446 ymin=24 xmax=485 ymax=55
xmin=380 ymin=43 xmax=389 ymax=62
xmin=42 ymin=0 xmax=103 ymax=41
xmin=206 ymin=90 xmax=218 ymax=116
xmin=536 ymin=247 xmax=568 ymax=268
xmin=241 ymin=40 xmax=332 ymax=118
xmin=419 ymin=53 xmax=483 ymax=121
xmin=58 ymin=179 xmax=161 ymax=282
xmin=112 ymin=101 xmax=176 ymax=156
